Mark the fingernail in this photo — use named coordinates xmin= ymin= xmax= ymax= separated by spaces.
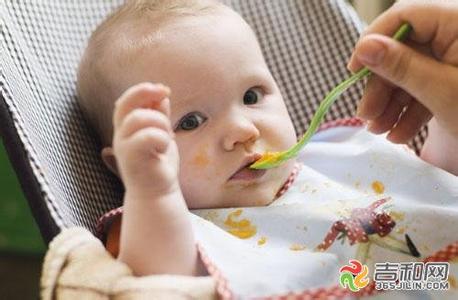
xmin=356 ymin=38 xmax=386 ymax=66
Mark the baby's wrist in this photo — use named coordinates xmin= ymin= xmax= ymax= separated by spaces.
xmin=124 ymin=181 xmax=182 ymax=203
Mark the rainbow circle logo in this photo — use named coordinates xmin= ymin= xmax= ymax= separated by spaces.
xmin=339 ymin=259 xmax=369 ymax=292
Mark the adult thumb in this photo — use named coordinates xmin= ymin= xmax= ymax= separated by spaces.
xmin=353 ymin=33 xmax=457 ymax=117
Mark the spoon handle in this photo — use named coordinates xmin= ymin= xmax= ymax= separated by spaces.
xmin=285 ymin=23 xmax=412 ymax=159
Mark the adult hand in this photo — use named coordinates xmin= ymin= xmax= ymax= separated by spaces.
xmin=347 ymin=0 xmax=458 ymax=143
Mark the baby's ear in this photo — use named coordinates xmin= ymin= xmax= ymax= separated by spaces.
xmin=101 ymin=147 xmax=119 ymax=176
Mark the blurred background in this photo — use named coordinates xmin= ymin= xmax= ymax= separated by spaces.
xmin=351 ymin=0 xmax=395 ymax=23
xmin=0 ymin=1 xmax=394 ymax=299
xmin=0 ymin=141 xmax=45 ymax=300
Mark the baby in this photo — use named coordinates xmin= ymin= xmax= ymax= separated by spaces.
xmin=77 ymin=0 xmax=297 ymax=276
xmin=77 ymin=0 xmax=458 ymax=297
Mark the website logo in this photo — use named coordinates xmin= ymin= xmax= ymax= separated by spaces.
xmin=339 ymin=259 xmax=369 ymax=292
xmin=374 ymin=262 xmax=449 ymax=291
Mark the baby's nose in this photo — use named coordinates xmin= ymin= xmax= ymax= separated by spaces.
xmin=222 ymin=118 xmax=260 ymax=151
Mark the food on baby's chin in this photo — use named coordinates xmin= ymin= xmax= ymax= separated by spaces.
xmin=224 ymin=209 xmax=257 ymax=239
xmin=371 ymin=180 xmax=385 ymax=194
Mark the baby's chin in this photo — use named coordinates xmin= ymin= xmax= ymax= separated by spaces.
xmin=235 ymin=189 xmax=278 ymax=207
xmin=184 ymin=160 xmax=297 ymax=209
xmin=217 ymin=160 xmax=297 ymax=208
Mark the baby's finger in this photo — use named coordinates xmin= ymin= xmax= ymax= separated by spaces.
xmin=357 ymin=75 xmax=393 ymax=120
xmin=118 ymin=108 xmax=173 ymax=139
xmin=113 ymin=82 xmax=170 ymax=130
xmin=128 ymin=127 xmax=171 ymax=156
xmin=387 ymin=101 xmax=432 ymax=144
xmin=157 ymin=96 xmax=171 ymax=118
xmin=367 ymin=89 xmax=412 ymax=134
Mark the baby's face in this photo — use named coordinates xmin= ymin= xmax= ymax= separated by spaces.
xmin=122 ymin=8 xmax=297 ymax=209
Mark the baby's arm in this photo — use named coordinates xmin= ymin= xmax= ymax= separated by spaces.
xmin=112 ymin=83 xmax=202 ymax=276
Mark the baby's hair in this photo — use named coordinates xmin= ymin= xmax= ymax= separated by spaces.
xmin=77 ymin=0 xmax=224 ymax=147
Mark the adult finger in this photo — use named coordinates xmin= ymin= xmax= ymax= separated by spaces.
xmin=357 ymin=75 xmax=394 ymax=120
xmin=387 ymin=101 xmax=432 ymax=144
xmin=350 ymin=34 xmax=457 ymax=118
xmin=348 ymin=1 xmax=458 ymax=71
xmin=366 ymin=89 xmax=412 ymax=134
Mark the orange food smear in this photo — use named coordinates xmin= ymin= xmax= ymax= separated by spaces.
xmin=395 ymin=226 xmax=406 ymax=234
xmin=228 ymin=228 xmax=257 ymax=239
xmin=257 ymin=236 xmax=267 ymax=245
xmin=257 ymin=151 xmax=282 ymax=163
xmin=371 ymin=180 xmax=385 ymax=194
xmin=389 ymin=210 xmax=405 ymax=221
xmin=224 ymin=209 xmax=257 ymax=239
xmin=192 ymin=150 xmax=210 ymax=167
xmin=289 ymin=243 xmax=307 ymax=251
xmin=449 ymin=275 xmax=457 ymax=289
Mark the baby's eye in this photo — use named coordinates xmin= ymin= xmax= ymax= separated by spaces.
xmin=176 ymin=112 xmax=207 ymax=131
xmin=243 ymin=87 xmax=263 ymax=105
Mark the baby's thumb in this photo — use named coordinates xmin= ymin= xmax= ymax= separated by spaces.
xmin=353 ymin=34 xmax=456 ymax=116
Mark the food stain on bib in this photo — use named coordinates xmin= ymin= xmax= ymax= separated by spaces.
xmin=448 ymin=275 xmax=457 ymax=289
xmin=224 ymin=209 xmax=257 ymax=239
xmin=257 ymin=236 xmax=267 ymax=246
xmin=371 ymin=180 xmax=385 ymax=194
xmin=203 ymin=211 xmax=219 ymax=222
xmin=354 ymin=180 xmax=361 ymax=189
xmin=289 ymin=243 xmax=307 ymax=251
xmin=395 ymin=226 xmax=406 ymax=234
xmin=389 ymin=210 xmax=405 ymax=222
xmin=296 ymin=225 xmax=308 ymax=232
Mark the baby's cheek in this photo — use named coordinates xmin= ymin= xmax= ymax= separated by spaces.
xmin=191 ymin=148 xmax=210 ymax=168
xmin=187 ymin=144 xmax=216 ymax=180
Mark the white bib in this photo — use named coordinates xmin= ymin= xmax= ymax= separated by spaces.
xmin=191 ymin=125 xmax=458 ymax=299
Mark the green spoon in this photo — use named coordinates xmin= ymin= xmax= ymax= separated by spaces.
xmin=250 ymin=23 xmax=412 ymax=170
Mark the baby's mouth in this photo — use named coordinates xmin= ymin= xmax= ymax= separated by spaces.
xmin=229 ymin=154 xmax=267 ymax=181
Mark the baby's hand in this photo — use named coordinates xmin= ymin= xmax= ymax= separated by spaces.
xmin=112 ymin=82 xmax=180 ymax=198
xmin=112 ymin=84 xmax=199 ymax=277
